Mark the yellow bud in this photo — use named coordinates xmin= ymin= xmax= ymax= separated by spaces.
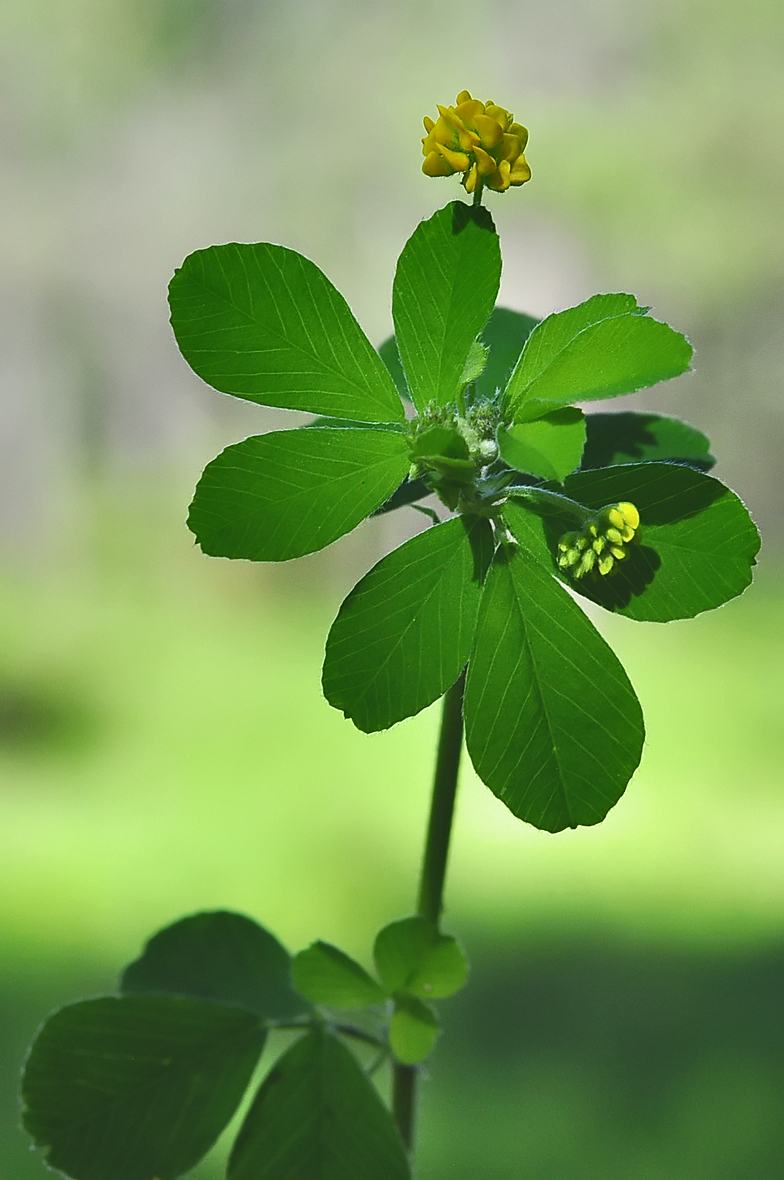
xmin=620 ymin=525 xmax=635 ymax=543
xmin=486 ymin=161 xmax=511 ymax=192
xmin=423 ymin=151 xmax=455 ymax=177
xmin=617 ymin=502 xmax=640 ymax=530
xmin=576 ymin=550 xmax=596 ymax=577
xmin=474 ymin=113 xmax=505 ymax=149
xmin=592 ymin=536 xmax=606 ymax=554
xmin=463 ymin=162 xmax=480 ymax=192
xmin=609 ymin=546 xmax=626 ymax=560
xmin=605 ymin=526 xmax=623 ymax=545
xmin=435 ymin=143 xmax=471 ymax=172
xmin=422 ymin=93 xmax=531 ymax=192
xmin=598 ymin=554 xmax=615 ymax=576
xmin=588 ymin=522 xmax=599 ymax=537
xmin=606 ymin=507 xmax=625 ymax=530
xmin=509 ymin=155 xmax=532 ymax=185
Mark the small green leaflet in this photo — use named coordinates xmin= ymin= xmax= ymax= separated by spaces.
xmin=188 ymin=428 xmax=409 ymax=562
xmin=581 ymin=411 xmax=715 ymax=471
xmin=507 ymin=464 xmax=760 ymax=622
xmin=503 ymin=293 xmax=693 ymax=422
xmin=292 ymin=942 xmax=386 ymax=1008
xmin=121 ymin=910 xmax=307 ymax=1020
xmin=373 ymin=916 xmax=468 ymax=999
xmin=323 ymin=517 xmax=494 ymax=732
xmin=476 ymin=307 xmax=539 ymax=401
xmin=169 ymin=242 xmax=404 ymax=424
xmin=389 ymin=997 xmax=439 ymax=1065
xmin=393 ymin=201 xmax=501 ymax=411
xmin=497 ymin=408 xmax=586 ymax=482
xmin=228 ymin=1027 xmax=410 ymax=1180
xmin=464 ymin=538 xmax=645 ymax=833
xmin=22 ymin=995 xmax=265 ymax=1180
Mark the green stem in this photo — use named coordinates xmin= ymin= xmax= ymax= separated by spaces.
xmin=392 ymin=670 xmax=467 ymax=1154
xmin=472 ymin=182 xmax=484 ymax=207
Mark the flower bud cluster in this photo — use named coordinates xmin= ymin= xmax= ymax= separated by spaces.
xmin=422 ymin=90 xmax=531 ymax=194
xmin=557 ymin=502 xmax=641 ymax=579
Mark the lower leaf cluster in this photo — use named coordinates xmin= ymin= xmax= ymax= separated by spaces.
xmin=21 ymin=910 xmax=469 ymax=1180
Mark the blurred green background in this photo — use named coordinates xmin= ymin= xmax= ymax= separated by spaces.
xmin=1 ymin=0 xmax=783 ymax=1176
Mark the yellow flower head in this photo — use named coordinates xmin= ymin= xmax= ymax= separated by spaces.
xmin=422 ymin=90 xmax=531 ymax=194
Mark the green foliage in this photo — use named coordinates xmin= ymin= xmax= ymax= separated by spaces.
xmin=187 ymin=428 xmax=409 ymax=561
xmin=21 ymin=995 xmax=265 ymax=1180
xmin=497 ymin=408 xmax=586 ymax=481
xmin=389 ymin=996 xmax=440 ymax=1065
xmin=322 ymin=517 xmax=493 ymax=732
xmin=374 ymin=917 xmax=468 ymax=999
xmin=464 ymin=539 xmax=645 ymax=831
xmin=122 ymin=910 xmax=307 ymax=1019
xmin=21 ymin=187 xmax=761 ymax=1180
xmin=581 ymin=411 xmax=715 ymax=471
xmin=506 ymin=465 xmax=760 ymax=622
xmin=228 ymin=1027 xmax=410 ymax=1180
xmin=392 ymin=201 xmax=501 ymax=411
xmin=292 ymin=942 xmax=386 ymax=1008
xmin=504 ymin=293 xmax=693 ymax=422
xmin=169 ymin=242 xmax=404 ymax=424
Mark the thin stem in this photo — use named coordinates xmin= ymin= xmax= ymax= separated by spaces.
xmin=392 ymin=670 xmax=467 ymax=1153
xmin=417 ymin=670 xmax=466 ymax=925
xmin=472 ymin=182 xmax=484 ymax=207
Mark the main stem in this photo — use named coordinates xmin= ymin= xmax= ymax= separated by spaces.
xmin=392 ymin=670 xmax=467 ymax=1155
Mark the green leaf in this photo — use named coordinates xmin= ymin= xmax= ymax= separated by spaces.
xmin=291 ymin=942 xmax=386 ymax=1008
xmin=503 ymin=293 xmax=693 ymax=421
xmin=389 ymin=997 xmax=439 ymax=1065
xmin=464 ymin=539 xmax=645 ymax=833
xmin=373 ymin=917 xmax=468 ymax=999
xmin=459 ymin=340 xmax=490 ymax=388
xmin=228 ymin=1027 xmax=410 ymax=1180
xmin=510 ymin=464 xmax=760 ymax=622
xmin=22 ymin=995 xmax=265 ymax=1180
xmin=497 ymin=408 xmax=586 ymax=482
xmin=377 ymin=335 xmax=411 ymax=403
xmin=169 ymin=243 xmax=404 ymax=424
xmin=393 ymin=201 xmax=501 ymax=411
xmin=372 ymin=477 xmax=430 ymax=516
xmin=121 ymin=910 xmax=307 ymax=1020
xmin=581 ymin=411 xmax=715 ymax=471
xmin=475 ymin=306 xmax=539 ymax=401
xmin=188 ymin=428 xmax=409 ymax=562
xmin=322 ymin=516 xmax=494 ymax=733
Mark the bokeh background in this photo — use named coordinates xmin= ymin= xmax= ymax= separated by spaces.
xmin=2 ymin=1 xmax=783 ymax=1176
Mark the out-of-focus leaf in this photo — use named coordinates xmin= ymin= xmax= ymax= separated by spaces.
xmin=22 ymin=995 xmax=264 ymax=1180
xmin=464 ymin=540 xmax=645 ymax=833
xmin=581 ymin=411 xmax=715 ymax=471
xmin=393 ymin=201 xmax=501 ymax=411
xmin=373 ymin=917 xmax=468 ymax=1000
xmin=323 ymin=517 xmax=493 ymax=732
xmin=228 ymin=1027 xmax=410 ymax=1180
xmin=507 ymin=464 xmax=761 ymax=621
xmin=169 ymin=243 xmax=404 ymax=423
xmin=389 ymin=997 xmax=439 ymax=1065
xmin=503 ymin=294 xmax=693 ymax=421
xmin=497 ymin=408 xmax=586 ymax=482
xmin=476 ymin=306 xmax=539 ymax=401
xmin=291 ymin=942 xmax=386 ymax=1008
xmin=188 ymin=428 xmax=409 ymax=562
xmin=377 ymin=335 xmax=411 ymax=403
xmin=121 ymin=910 xmax=307 ymax=1020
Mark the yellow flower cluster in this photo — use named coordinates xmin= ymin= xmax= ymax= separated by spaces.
xmin=422 ymin=90 xmax=531 ymax=194
xmin=557 ymin=503 xmax=641 ymax=580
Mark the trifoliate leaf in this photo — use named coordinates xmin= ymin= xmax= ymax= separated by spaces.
xmin=374 ymin=916 xmax=468 ymax=1000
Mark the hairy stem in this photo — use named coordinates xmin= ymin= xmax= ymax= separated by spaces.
xmin=392 ymin=670 xmax=467 ymax=1154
